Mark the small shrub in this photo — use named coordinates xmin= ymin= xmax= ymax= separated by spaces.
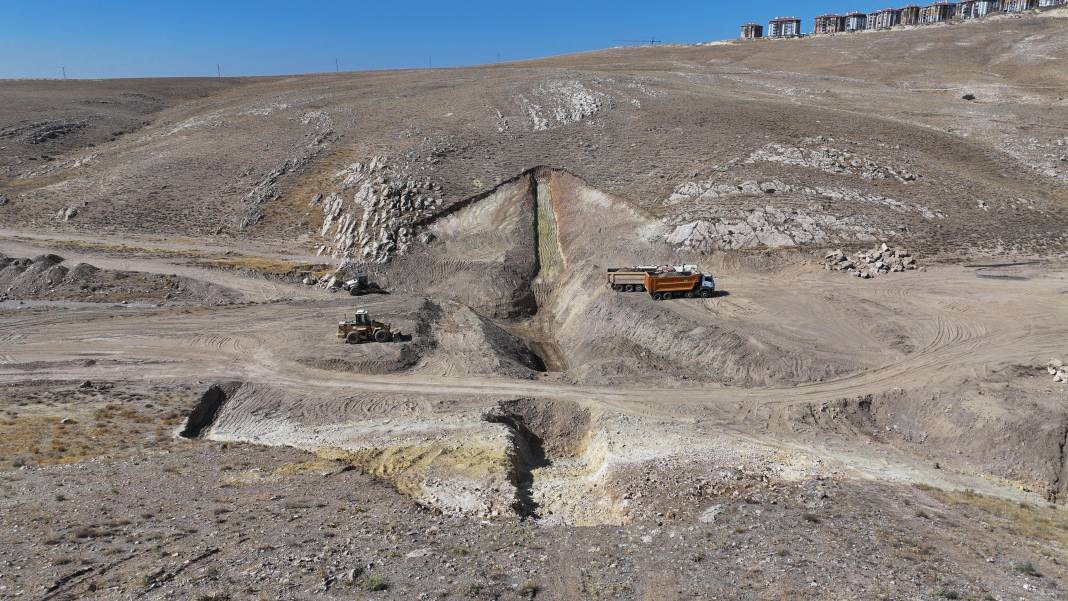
xmin=72 ymin=526 xmax=103 ymax=539
xmin=1015 ymin=561 xmax=1040 ymax=577
xmin=365 ymin=573 xmax=389 ymax=592
xmin=801 ymin=512 xmax=821 ymax=524
xmin=937 ymin=589 xmax=960 ymax=599
xmin=518 ymin=580 xmax=540 ymax=598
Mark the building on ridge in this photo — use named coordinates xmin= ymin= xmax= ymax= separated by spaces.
xmin=768 ymin=16 xmax=803 ymax=38
xmin=900 ymin=4 xmax=924 ymax=24
xmin=920 ymin=2 xmax=958 ymax=23
xmin=813 ymin=14 xmax=846 ymax=35
xmin=740 ymin=23 xmax=764 ymax=39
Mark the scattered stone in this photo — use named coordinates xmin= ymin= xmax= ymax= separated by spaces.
xmin=699 ymin=504 xmax=724 ymax=523
xmin=746 ymin=142 xmax=919 ymax=183
xmin=1049 ymin=359 xmax=1067 ymax=383
xmin=59 ymin=206 xmax=79 ymax=221
xmin=822 ymin=243 xmax=917 ymax=279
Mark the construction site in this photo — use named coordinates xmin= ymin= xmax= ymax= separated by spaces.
xmin=1 ymin=4 xmax=1067 ymax=600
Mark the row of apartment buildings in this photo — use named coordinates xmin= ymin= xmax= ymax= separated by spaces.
xmin=740 ymin=0 xmax=1065 ymax=39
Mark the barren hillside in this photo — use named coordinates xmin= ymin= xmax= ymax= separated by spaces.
xmin=1 ymin=8 xmax=1068 ymax=601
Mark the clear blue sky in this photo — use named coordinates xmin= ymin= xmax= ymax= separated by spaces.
xmin=1 ymin=1 xmax=902 ymax=79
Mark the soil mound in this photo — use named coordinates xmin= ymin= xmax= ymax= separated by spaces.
xmin=0 ymin=252 xmax=238 ymax=304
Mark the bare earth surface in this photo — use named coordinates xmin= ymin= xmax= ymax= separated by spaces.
xmin=2 ymin=8 xmax=1068 ymax=601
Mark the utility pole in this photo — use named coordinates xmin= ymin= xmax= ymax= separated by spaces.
xmin=335 ymin=57 xmax=339 ymax=72
xmin=216 ymin=63 xmax=221 ymax=77
xmin=428 ymin=55 xmax=432 ymax=69
xmin=61 ymin=66 xmax=67 ymax=79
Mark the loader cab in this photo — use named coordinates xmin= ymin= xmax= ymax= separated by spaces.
xmin=353 ymin=309 xmax=371 ymax=326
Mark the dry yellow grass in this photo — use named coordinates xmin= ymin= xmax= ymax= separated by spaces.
xmin=0 ymin=391 xmax=187 ymax=468
xmin=920 ymin=486 xmax=1068 ymax=559
xmin=9 ymin=236 xmax=212 ymax=259
xmin=272 ymin=457 xmax=344 ymax=477
xmin=193 ymin=256 xmax=331 ymax=276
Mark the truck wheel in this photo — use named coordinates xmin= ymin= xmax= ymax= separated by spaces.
xmin=652 ymin=293 xmax=663 ymax=301
xmin=623 ymin=284 xmax=634 ymax=292
xmin=685 ymin=291 xmax=695 ymax=299
xmin=613 ymin=284 xmax=623 ymax=291
xmin=346 ymin=331 xmax=361 ymax=344
xmin=701 ymin=290 xmax=713 ymax=298
xmin=638 ymin=285 xmax=646 ymax=292
xmin=374 ymin=329 xmax=392 ymax=343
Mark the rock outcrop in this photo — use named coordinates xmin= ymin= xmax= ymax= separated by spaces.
xmin=314 ymin=156 xmax=443 ymax=263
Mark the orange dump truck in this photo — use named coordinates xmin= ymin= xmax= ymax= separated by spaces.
xmin=643 ymin=271 xmax=716 ymax=300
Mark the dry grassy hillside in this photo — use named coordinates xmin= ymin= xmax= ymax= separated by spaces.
xmin=0 ymin=9 xmax=1065 ymax=257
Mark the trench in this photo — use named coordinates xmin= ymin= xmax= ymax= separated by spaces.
xmin=496 ymin=169 xmax=569 ymax=373
xmin=483 ymin=411 xmax=550 ymax=517
xmin=1050 ymin=416 xmax=1068 ymax=503
xmin=178 ymin=383 xmax=235 ymax=439
xmin=483 ymin=398 xmax=595 ymax=519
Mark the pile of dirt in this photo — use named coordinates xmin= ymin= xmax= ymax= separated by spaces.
xmin=0 ymin=253 xmax=238 ymax=304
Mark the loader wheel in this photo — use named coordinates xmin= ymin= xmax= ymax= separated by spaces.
xmin=346 ymin=331 xmax=362 ymax=344
xmin=373 ymin=329 xmax=392 ymax=343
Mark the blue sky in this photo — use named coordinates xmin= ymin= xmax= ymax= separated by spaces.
xmin=1 ymin=1 xmax=901 ymax=79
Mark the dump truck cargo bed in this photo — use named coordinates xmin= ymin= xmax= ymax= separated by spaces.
xmin=644 ymin=272 xmax=716 ymax=300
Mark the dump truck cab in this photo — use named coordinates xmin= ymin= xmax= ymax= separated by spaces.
xmin=337 ymin=309 xmax=394 ymax=344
